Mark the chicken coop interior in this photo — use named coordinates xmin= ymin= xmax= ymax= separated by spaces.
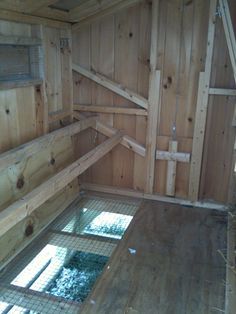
xmin=0 ymin=0 xmax=236 ymax=313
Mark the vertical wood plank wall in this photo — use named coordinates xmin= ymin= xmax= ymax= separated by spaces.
xmin=72 ymin=0 xmax=235 ymax=202
xmin=0 ymin=20 xmax=78 ymax=266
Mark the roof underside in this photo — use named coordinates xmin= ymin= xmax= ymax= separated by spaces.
xmin=0 ymin=0 xmax=140 ymax=24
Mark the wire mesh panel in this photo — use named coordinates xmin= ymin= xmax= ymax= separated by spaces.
xmin=0 ymin=195 xmax=140 ymax=314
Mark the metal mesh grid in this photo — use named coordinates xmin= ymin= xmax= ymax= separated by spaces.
xmin=52 ymin=196 xmax=138 ymax=239
xmin=0 ymin=195 xmax=139 ymax=313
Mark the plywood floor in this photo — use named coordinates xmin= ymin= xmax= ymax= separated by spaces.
xmin=81 ymin=200 xmax=227 ymax=314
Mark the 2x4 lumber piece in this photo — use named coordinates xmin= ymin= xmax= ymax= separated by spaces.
xmin=0 ymin=35 xmax=41 ymax=46
xmin=0 ymin=117 xmax=96 ymax=173
xmin=72 ymin=63 xmax=148 ymax=110
xmin=0 ymin=9 xmax=71 ymax=29
xmin=0 ymin=132 xmax=122 ymax=237
xmin=74 ymin=112 xmax=190 ymax=162
xmin=82 ymin=183 xmax=228 ymax=211
xmin=72 ymin=0 xmax=141 ymax=31
xmin=219 ymin=0 xmax=236 ymax=83
xmin=166 ymin=141 xmax=178 ymax=196
xmin=189 ymin=0 xmax=217 ymax=202
xmin=74 ymin=111 xmax=146 ymax=157
xmin=48 ymin=109 xmax=71 ymax=124
xmin=145 ymin=0 xmax=161 ymax=194
xmin=48 ymin=231 xmax=117 ymax=257
xmin=0 ymin=284 xmax=79 ymax=314
xmin=74 ymin=104 xmax=148 ymax=116
xmin=209 ymin=88 xmax=236 ymax=96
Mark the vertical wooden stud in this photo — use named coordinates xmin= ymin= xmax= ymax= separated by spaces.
xmin=189 ymin=0 xmax=217 ymax=201
xmin=145 ymin=0 xmax=161 ymax=193
xmin=166 ymin=141 xmax=178 ymax=196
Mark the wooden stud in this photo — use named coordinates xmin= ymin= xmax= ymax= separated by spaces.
xmin=189 ymin=0 xmax=217 ymax=201
xmin=82 ymin=183 xmax=228 ymax=211
xmin=0 ymin=132 xmax=122 ymax=237
xmin=145 ymin=0 xmax=161 ymax=194
xmin=72 ymin=63 xmax=148 ymax=109
xmin=166 ymin=141 xmax=178 ymax=196
xmin=0 ymin=35 xmax=41 ymax=46
xmin=74 ymin=104 xmax=148 ymax=116
xmin=209 ymin=88 xmax=236 ymax=96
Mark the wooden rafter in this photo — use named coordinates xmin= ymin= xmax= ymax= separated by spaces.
xmin=0 ymin=132 xmax=122 ymax=237
xmin=72 ymin=63 xmax=148 ymax=109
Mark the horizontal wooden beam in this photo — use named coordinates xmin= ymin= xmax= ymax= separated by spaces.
xmin=48 ymin=109 xmax=71 ymax=123
xmin=0 ymin=132 xmax=122 ymax=237
xmin=74 ymin=112 xmax=191 ymax=162
xmin=74 ymin=104 xmax=148 ymax=116
xmin=72 ymin=63 xmax=148 ymax=109
xmin=48 ymin=231 xmax=117 ymax=257
xmin=74 ymin=111 xmax=146 ymax=157
xmin=156 ymin=150 xmax=190 ymax=163
xmin=0 ymin=35 xmax=41 ymax=46
xmin=0 ymin=79 xmax=43 ymax=91
xmin=0 ymin=9 xmax=71 ymax=29
xmin=0 ymin=117 xmax=96 ymax=173
xmin=209 ymin=88 xmax=236 ymax=96
xmin=0 ymin=284 xmax=79 ymax=313
xmin=82 ymin=183 xmax=228 ymax=211
xmin=72 ymin=0 xmax=141 ymax=30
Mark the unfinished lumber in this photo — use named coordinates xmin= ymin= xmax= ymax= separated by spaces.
xmin=0 ymin=35 xmax=41 ymax=46
xmin=0 ymin=132 xmax=122 ymax=237
xmin=219 ymin=0 xmax=236 ymax=83
xmin=0 ymin=284 xmax=79 ymax=314
xmin=72 ymin=63 xmax=148 ymax=109
xmin=72 ymin=0 xmax=141 ymax=30
xmin=48 ymin=231 xmax=117 ymax=257
xmin=0 ymin=9 xmax=71 ymax=29
xmin=74 ymin=112 xmax=191 ymax=162
xmin=48 ymin=109 xmax=71 ymax=124
xmin=74 ymin=111 xmax=146 ymax=157
xmin=145 ymin=0 xmax=161 ymax=194
xmin=0 ymin=117 xmax=96 ymax=173
xmin=166 ymin=141 xmax=178 ymax=196
xmin=82 ymin=183 xmax=227 ymax=211
xmin=189 ymin=0 xmax=217 ymax=201
xmin=209 ymin=88 xmax=236 ymax=96
xmin=74 ymin=104 xmax=148 ymax=116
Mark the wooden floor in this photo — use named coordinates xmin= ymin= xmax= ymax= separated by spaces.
xmin=81 ymin=200 xmax=227 ymax=314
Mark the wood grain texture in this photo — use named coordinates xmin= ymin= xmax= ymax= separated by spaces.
xmin=81 ymin=200 xmax=227 ymax=314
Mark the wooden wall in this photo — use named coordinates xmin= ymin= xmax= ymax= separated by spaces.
xmin=72 ymin=0 xmax=236 ymax=203
xmin=72 ymin=0 xmax=234 ymax=202
xmin=0 ymin=20 xmax=78 ymax=267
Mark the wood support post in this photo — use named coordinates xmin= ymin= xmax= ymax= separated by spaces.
xmin=145 ymin=0 xmax=161 ymax=194
xmin=189 ymin=0 xmax=217 ymax=201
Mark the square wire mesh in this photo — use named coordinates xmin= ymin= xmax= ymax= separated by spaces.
xmin=0 ymin=195 xmax=140 ymax=314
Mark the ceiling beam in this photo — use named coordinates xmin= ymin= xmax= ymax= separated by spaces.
xmin=72 ymin=0 xmax=141 ymax=31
